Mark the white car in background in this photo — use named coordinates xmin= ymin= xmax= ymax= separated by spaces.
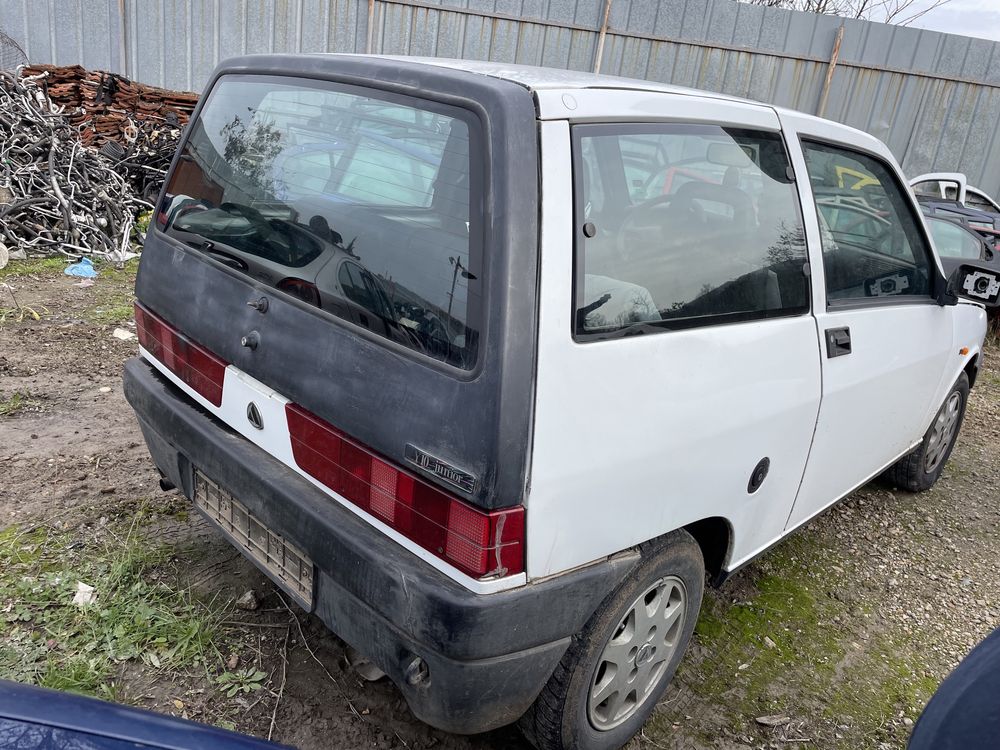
xmin=911 ymin=172 xmax=1000 ymax=214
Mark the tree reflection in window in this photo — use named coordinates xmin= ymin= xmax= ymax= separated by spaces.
xmin=220 ymin=114 xmax=284 ymax=192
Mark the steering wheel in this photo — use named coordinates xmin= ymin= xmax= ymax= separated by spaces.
xmin=615 ymin=194 xmax=703 ymax=262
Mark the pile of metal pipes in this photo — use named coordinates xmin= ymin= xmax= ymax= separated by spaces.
xmin=0 ymin=69 xmax=152 ymax=260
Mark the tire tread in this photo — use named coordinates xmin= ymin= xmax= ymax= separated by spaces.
xmin=519 ymin=532 xmax=704 ymax=750
xmin=885 ymin=372 xmax=969 ymax=493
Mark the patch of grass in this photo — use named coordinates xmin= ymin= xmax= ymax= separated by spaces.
xmin=1 ymin=255 xmax=139 ymax=282
xmin=84 ymin=284 xmax=135 ymax=325
xmin=98 ymin=257 xmax=140 ymax=282
xmin=0 ymin=256 xmax=68 ymax=279
xmin=0 ymin=392 xmax=39 ymax=417
xmin=649 ymin=533 xmax=930 ymax=747
xmin=82 ymin=258 xmax=139 ymax=325
xmin=0 ymin=513 xmax=223 ymax=699
xmin=85 ymin=295 xmax=135 ymax=325
xmin=827 ymin=636 xmax=939 ymax=734
xmin=689 ymin=550 xmax=843 ymax=705
xmin=981 ymin=371 xmax=1000 ymax=388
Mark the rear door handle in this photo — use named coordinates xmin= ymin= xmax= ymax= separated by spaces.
xmin=825 ymin=326 xmax=852 ymax=358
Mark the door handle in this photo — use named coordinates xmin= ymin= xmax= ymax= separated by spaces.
xmin=825 ymin=326 xmax=851 ymax=358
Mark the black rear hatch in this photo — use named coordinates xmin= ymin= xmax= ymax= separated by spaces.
xmin=136 ymin=55 xmax=539 ymax=510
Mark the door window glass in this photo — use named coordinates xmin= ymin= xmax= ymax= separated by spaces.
xmin=965 ymin=189 xmax=999 ymax=213
xmin=803 ymin=142 xmax=933 ymax=302
xmin=572 ymin=124 xmax=809 ymax=338
xmin=911 ymin=180 xmax=942 ymax=198
xmin=927 ymin=217 xmax=984 ymax=259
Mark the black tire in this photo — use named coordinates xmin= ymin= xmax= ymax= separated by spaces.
xmin=519 ymin=531 xmax=704 ymax=750
xmin=886 ymin=372 xmax=969 ymax=492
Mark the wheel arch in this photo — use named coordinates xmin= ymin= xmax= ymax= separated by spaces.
xmin=964 ymin=352 xmax=980 ymax=389
xmin=682 ymin=516 xmax=733 ymax=583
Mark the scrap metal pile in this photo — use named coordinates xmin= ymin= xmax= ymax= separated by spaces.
xmin=0 ymin=65 xmax=198 ymax=260
xmin=24 ymin=64 xmax=198 ymax=200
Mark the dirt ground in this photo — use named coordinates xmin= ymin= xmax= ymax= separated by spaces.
xmin=2 ymin=260 xmax=998 ymax=750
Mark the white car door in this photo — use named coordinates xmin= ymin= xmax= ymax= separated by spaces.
xmin=527 ymin=104 xmax=823 ymax=578
xmin=965 ymin=186 xmax=1000 ymax=214
xmin=781 ymin=114 xmax=956 ymax=531
xmin=909 ymin=173 xmax=967 ymax=203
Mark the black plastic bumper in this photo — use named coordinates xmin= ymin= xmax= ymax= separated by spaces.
xmin=122 ymin=358 xmax=637 ymax=734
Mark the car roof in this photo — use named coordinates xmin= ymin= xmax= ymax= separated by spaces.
xmin=338 ymin=55 xmax=875 ymax=140
xmin=360 ymin=55 xmax=749 ymax=100
xmin=221 ymin=54 xmax=877 ymax=148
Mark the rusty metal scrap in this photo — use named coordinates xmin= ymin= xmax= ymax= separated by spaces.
xmin=22 ymin=64 xmax=198 ymax=148
xmin=22 ymin=65 xmax=199 ymax=201
xmin=0 ymin=69 xmax=153 ymax=260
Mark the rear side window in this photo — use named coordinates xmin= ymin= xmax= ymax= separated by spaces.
xmin=802 ymin=141 xmax=933 ymax=303
xmin=158 ymin=75 xmax=482 ymax=370
xmin=573 ymin=124 xmax=809 ymax=338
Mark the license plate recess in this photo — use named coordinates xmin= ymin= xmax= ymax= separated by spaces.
xmin=194 ymin=470 xmax=314 ymax=610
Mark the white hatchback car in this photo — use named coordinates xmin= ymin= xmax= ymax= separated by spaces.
xmin=911 ymin=171 xmax=1000 ymax=215
xmin=124 ymin=56 xmax=1000 ymax=750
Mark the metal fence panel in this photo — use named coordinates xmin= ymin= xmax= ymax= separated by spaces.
xmin=4 ymin=0 xmax=1000 ymax=194
xmin=0 ymin=0 xmax=123 ymax=73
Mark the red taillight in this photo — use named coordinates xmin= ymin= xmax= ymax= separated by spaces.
xmin=277 ymin=278 xmax=321 ymax=308
xmin=286 ymin=403 xmax=524 ymax=579
xmin=135 ymin=303 xmax=228 ymax=406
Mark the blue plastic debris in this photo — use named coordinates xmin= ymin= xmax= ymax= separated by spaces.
xmin=64 ymin=257 xmax=98 ymax=278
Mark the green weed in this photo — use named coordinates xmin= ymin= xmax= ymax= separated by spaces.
xmin=0 ymin=392 xmax=39 ymax=417
xmin=0 ymin=256 xmax=68 ymax=279
xmin=0 ymin=515 xmax=222 ymax=696
xmin=135 ymin=211 xmax=153 ymax=238
xmin=215 ymin=668 xmax=268 ymax=698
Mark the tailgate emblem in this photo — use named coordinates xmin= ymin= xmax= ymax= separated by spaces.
xmin=246 ymin=402 xmax=264 ymax=430
xmin=405 ymin=444 xmax=478 ymax=494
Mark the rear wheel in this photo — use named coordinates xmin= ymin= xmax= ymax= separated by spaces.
xmin=886 ymin=373 xmax=969 ymax=492
xmin=520 ymin=531 xmax=704 ymax=750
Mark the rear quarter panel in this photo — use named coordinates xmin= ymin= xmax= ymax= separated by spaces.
xmin=526 ymin=119 xmax=822 ymax=579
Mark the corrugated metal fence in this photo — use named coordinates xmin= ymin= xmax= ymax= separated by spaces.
xmin=3 ymin=0 xmax=1000 ymax=195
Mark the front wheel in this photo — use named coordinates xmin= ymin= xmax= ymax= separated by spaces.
xmin=519 ymin=531 xmax=704 ymax=750
xmin=886 ymin=372 xmax=969 ymax=492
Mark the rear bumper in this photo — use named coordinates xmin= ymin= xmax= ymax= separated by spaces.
xmin=122 ymin=357 xmax=636 ymax=734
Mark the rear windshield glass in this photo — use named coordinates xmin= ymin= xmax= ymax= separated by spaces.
xmin=158 ymin=75 xmax=482 ymax=370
